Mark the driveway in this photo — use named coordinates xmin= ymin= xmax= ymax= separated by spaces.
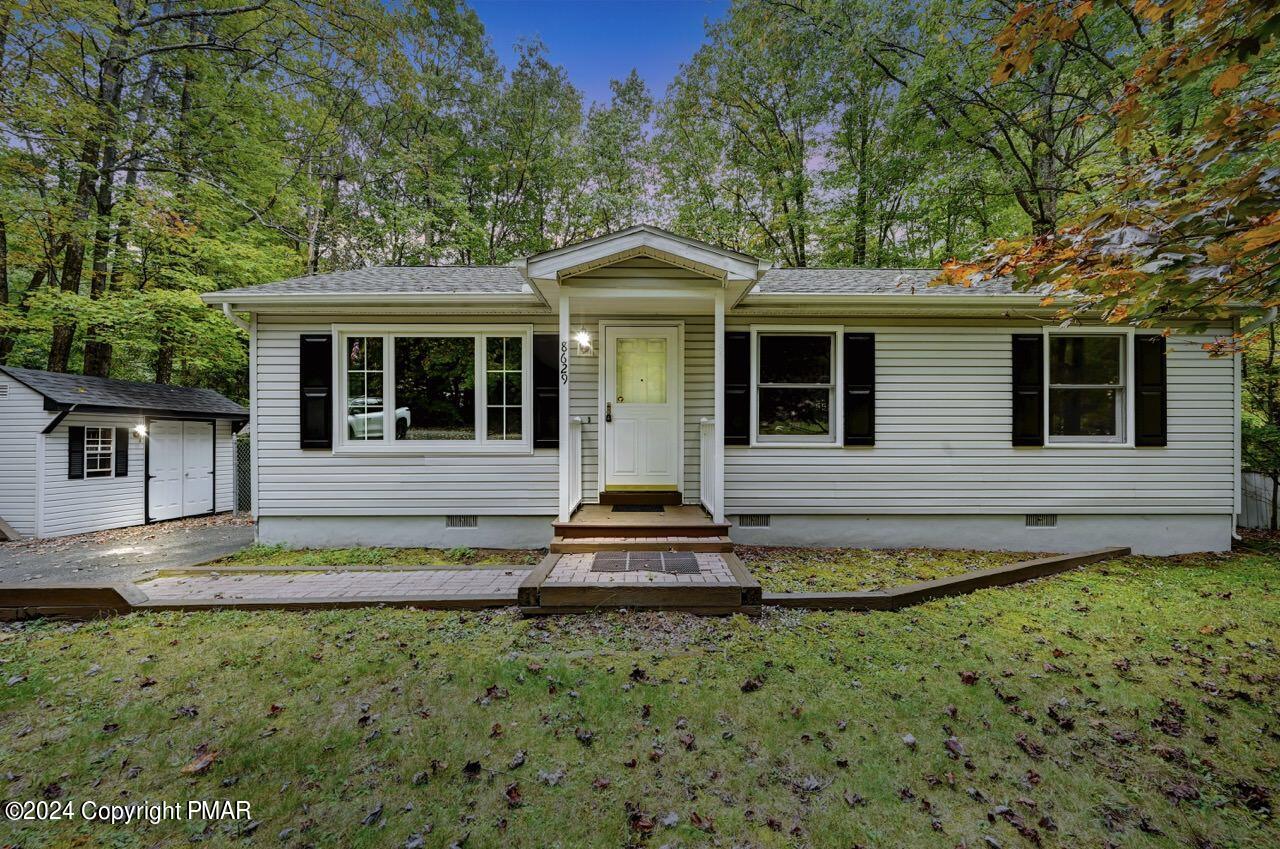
xmin=0 ymin=515 xmax=254 ymax=585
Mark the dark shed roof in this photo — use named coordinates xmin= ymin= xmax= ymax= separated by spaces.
xmin=0 ymin=366 xmax=248 ymax=420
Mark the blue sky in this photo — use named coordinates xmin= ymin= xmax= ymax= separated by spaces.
xmin=471 ymin=0 xmax=729 ymax=105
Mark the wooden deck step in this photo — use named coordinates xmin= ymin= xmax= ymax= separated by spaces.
xmin=553 ymin=521 xmax=731 ymax=539
xmin=597 ymin=490 xmax=683 ymax=506
xmin=550 ymin=535 xmax=734 ymax=553
xmin=535 ymin=582 xmax=744 ymax=610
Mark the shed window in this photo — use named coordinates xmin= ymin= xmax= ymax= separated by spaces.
xmin=755 ymin=333 xmax=836 ymax=443
xmin=85 ymin=427 xmax=114 ymax=477
xmin=1048 ymin=335 xmax=1125 ymax=442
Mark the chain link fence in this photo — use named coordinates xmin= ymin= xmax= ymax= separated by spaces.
xmin=233 ymin=433 xmax=252 ymax=515
xmin=1242 ymin=471 xmax=1276 ymax=530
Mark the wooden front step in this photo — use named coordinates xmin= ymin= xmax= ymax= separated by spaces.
xmin=536 ymin=582 xmax=744 ymax=610
xmin=597 ymin=490 xmax=683 ymax=506
xmin=553 ymin=521 xmax=731 ymax=539
xmin=550 ymin=535 xmax=734 ymax=553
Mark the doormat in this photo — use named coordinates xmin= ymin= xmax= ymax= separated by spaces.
xmin=591 ymin=551 xmax=700 ymax=574
xmin=611 ymin=504 xmax=664 ymax=513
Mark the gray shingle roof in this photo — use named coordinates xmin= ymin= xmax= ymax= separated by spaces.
xmin=0 ymin=366 xmax=247 ymax=419
xmin=215 ymin=266 xmax=528 ymax=298
xmin=753 ymin=267 xmax=1019 ymax=296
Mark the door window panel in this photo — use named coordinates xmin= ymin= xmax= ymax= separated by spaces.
xmin=615 ymin=337 xmax=667 ymax=404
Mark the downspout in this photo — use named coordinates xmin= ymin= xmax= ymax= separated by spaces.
xmin=222 ymin=303 xmax=250 ymax=332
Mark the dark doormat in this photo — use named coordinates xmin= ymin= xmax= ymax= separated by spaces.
xmin=590 ymin=551 xmax=700 ymax=574
xmin=612 ymin=504 xmax=664 ymax=513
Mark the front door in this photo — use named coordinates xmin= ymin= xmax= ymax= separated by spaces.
xmin=603 ymin=325 xmax=680 ymax=490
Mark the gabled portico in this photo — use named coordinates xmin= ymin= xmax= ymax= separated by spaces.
xmin=523 ymin=226 xmax=767 ymax=524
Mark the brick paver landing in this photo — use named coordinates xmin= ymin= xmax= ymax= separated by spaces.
xmin=137 ymin=567 xmax=528 ymax=604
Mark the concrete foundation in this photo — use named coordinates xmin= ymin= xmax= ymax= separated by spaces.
xmin=256 ymin=515 xmax=554 ymax=549
xmin=727 ymin=513 xmax=1232 ymax=556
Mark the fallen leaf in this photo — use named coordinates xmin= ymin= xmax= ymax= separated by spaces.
xmin=180 ymin=750 xmax=218 ymax=775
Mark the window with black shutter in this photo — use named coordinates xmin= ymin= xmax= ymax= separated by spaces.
xmin=723 ymin=331 xmax=750 ymax=445
xmin=843 ymin=333 xmax=875 ymax=445
xmin=114 ymin=427 xmax=129 ymax=476
xmin=1011 ymin=334 xmax=1045 ymax=446
xmin=1133 ymin=334 xmax=1168 ymax=446
xmin=67 ymin=425 xmax=85 ymax=479
xmin=533 ymin=333 xmax=560 ymax=448
xmin=299 ymin=334 xmax=333 ymax=449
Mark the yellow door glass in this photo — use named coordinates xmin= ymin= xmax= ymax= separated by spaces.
xmin=615 ymin=337 xmax=667 ymax=404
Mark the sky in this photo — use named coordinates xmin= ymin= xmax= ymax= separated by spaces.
xmin=471 ymin=0 xmax=729 ymax=105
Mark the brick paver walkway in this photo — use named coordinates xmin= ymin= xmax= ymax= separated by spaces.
xmin=547 ymin=552 xmax=735 ymax=585
xmin=137 ymin=567 xmax=528 ymax=604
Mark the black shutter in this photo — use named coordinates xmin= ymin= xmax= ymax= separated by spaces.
xmin=68 ymin=425 xmax=85 ymax=479
xmin=533 ymin=332 xmax=560 ymax=448
xmin=1011 ymin=334 xmax=1044 ymax=446
xmin=114 ymin=427 xmax=129 ymax=476
xmin=1134 ymin=335 xmax=1168 ymax=447
xmin=843 ymin=333 xmax=875 ymax=446
xmin=299 ymin=334 xmax=333 ymax=449
xmin=724 ymin=331 xmax=750 ymax=445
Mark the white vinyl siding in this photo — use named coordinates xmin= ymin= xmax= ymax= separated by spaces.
xmin=41 ymin=413 xmax=145 ymax=537
xmin=0 ymin=381 xmax=45 ymax=535
xmin=724 ymin=320 xmax=1235 ymax=515
xmin=215 ymin=419 xmax=234 ymax=512
xmin=255 ymin=314 xmax=558 ymax=516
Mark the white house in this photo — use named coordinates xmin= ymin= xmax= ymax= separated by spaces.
xmin=0 ymin=367 xmax=247 ymax=539
xmin=202 ymin=225 xmax=1240 ymax=555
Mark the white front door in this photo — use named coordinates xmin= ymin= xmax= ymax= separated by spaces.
xmin=181 ymin=421 xmax=214 ymax=515
xmin=603 ymin=325 xmax=680 ymax=489
xmin=149 ymin=420 xmax=184 ymax=521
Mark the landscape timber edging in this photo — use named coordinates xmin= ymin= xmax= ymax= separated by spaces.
xmin=0 ymin=547 xmax=1132 ymax=621
xmin=760 ymin=547 xmax=1131 ymax=610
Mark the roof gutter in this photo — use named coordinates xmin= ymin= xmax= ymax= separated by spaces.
xmin=222 ymin=303 xmax=250 ymax=331
xmin=201 ymin=291 xmax=542 ymax=306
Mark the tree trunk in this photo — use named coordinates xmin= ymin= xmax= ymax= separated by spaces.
xmin=49 ymin=2 xmax=131 ymax=372
xmin=83 ymin=58 xmax=128 ymax=378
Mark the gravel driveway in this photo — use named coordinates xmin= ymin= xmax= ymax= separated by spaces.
xmin=0 ymin=515 xmax=254 ymax=585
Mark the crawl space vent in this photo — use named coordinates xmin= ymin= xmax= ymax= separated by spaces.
xmin=446 ymin=515 xmax=478 ymax=529
xmin=737 ymin=514 xmax=770 ymax=528
xmin=1025 ymin=514 xmax=1058 ymax=528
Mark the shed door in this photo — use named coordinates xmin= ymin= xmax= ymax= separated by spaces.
xmin=148 ymin=420 xmax=214 ymax=521
xmin=182 ymin=422 xmax=214 ymax=515
xmin=148 ymin=421 xmax=184 ymax=521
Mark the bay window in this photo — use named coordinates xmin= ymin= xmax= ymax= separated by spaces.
xmin=753 ymin=331 xmax=838 ymax=444
xmin=1047 ymin=334 xmax=1126 ymax=443
xmin=338 ymin=326 xmax=531 ymax=451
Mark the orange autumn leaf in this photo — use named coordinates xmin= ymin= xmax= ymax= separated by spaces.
xmin=1238 ymin=220 xmax=1280 ymax=253
xmin=1211 ymin=63 xmax=1249 ymax=96
xmin=1072 ymin=0 xmax=1094 ymax=20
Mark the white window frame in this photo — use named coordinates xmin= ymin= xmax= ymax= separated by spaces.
xmin=333 ymin=324 xmax=533 ymax=455
xmin=84 ymin=426 xmax=114 ymax=477
xmin=1043 ymin=327 xmax=1134 ymax=448
xmin=749 ymin=325 xmax=844 ymax=447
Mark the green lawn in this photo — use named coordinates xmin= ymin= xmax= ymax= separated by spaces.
xmin=208 ymin=543 xmax=546 ymax=568
xmin=1 ymin=550 xmax=1277 ymax=848
xmin=740 ymin=545 xmax=1038 ymax=592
